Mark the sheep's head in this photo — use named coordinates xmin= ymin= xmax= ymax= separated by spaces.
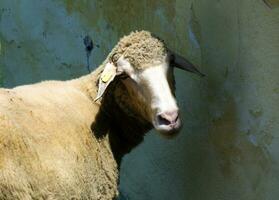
xmin=96 ymin=31 xmax=204 ymax=138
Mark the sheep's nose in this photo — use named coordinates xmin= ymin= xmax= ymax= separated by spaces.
xmin=157 ymin=110 xmax=179 ymax=126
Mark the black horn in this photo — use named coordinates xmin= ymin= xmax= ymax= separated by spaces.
xmin=169 ymin=50 xmax=205 ymax=77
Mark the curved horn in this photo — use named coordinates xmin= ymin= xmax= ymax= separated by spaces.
xmin=169 ymin=50 xmax=205 ymax=77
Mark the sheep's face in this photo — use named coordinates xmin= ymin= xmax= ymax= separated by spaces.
xmin=96 ymin=31 xmax=204 ymax=137
xmin=115 ymin=56 xmax=181 ymax=138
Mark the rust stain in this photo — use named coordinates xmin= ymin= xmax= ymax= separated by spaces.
xmin=61 ymin=0 xmax=176 ymax=41
xmin=263 ymin=0 xmax=279 ymax=8
xmin=63 ymin=0 xmax=102 ymax=29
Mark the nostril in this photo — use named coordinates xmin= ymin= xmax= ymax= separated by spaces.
xmin=157 ymin=114 xmax=171 ymax=126
xmin=156 ymin=110 xmax=179 ymax=126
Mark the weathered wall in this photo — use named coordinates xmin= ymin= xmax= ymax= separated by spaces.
xmin=0 ymin=0 xmax=278 ymax=199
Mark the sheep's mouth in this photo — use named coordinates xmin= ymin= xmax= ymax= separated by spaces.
xmin=153 ymin=116 xmax=182 ymax=138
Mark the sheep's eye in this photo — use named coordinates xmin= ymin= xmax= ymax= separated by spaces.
xmin=169 ymin=54 xmax=175 ymax=65
xmin=119 ymin=74 xmax=129 ymax=80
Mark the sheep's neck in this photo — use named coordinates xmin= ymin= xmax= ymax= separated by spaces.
xmin=91 ymin=80 xmax=152 ymax=166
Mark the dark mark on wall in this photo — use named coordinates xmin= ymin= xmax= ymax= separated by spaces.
xmin=83 ymin=35 xmax=94 ymax=72
xmin=84 ymin=35 xmax=93 ymax=52
xmin=42 ymin=31 xmax=47 ymax=39
xmin=0 ymin=8 xmax=11 ymax=17
xmin=263 ymin=0 xmax=279 ymax=8
xmin=61 ymin=62 xmax=72 ymax=69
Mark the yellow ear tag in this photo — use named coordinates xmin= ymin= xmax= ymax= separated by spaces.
xmin=101 ymin=71 xmax=113 ymax=83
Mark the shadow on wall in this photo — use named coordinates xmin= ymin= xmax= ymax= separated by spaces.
xmin=209 ymin=97 xmax=271 ymax=177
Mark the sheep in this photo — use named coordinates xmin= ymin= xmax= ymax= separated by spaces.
xmin=0 ymin=30 xmax=203 ymax=200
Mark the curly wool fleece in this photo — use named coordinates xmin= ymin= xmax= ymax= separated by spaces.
xmin=106 ymin=31 xmax=167 ymax=69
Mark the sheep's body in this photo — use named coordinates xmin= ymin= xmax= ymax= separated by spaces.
xmin=0 ymin=31 xmax=177 ymax=199
xmin=0 ymin=72 xmax=120 ymax=199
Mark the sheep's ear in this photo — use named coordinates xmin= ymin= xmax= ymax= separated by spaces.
xmin=94 ymin=62 xmax=118 ymax=101
xmin=169 ymin=50 xmax=205 ymax=77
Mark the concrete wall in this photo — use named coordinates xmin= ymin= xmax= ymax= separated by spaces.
xmin=0 ymin=0 xmax=278 ymax=199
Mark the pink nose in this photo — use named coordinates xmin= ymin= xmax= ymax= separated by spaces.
xmin=157 ymin=110 xmax=179 ymax=126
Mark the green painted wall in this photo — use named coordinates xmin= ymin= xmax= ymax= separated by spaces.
xmin=0 ymin=0 xmax=278 ymax=199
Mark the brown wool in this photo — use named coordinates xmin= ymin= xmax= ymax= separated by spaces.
xmin=104 ymin=31 xmax=167 ymax=69
xmin=0 ymin=30 xmax=169 ymax=200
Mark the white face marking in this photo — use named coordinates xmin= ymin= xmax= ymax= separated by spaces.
xmin=139 ymin=64 xmax=178 ymax=116
xmin=117 ymin=57 xmax=181 ymax=136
